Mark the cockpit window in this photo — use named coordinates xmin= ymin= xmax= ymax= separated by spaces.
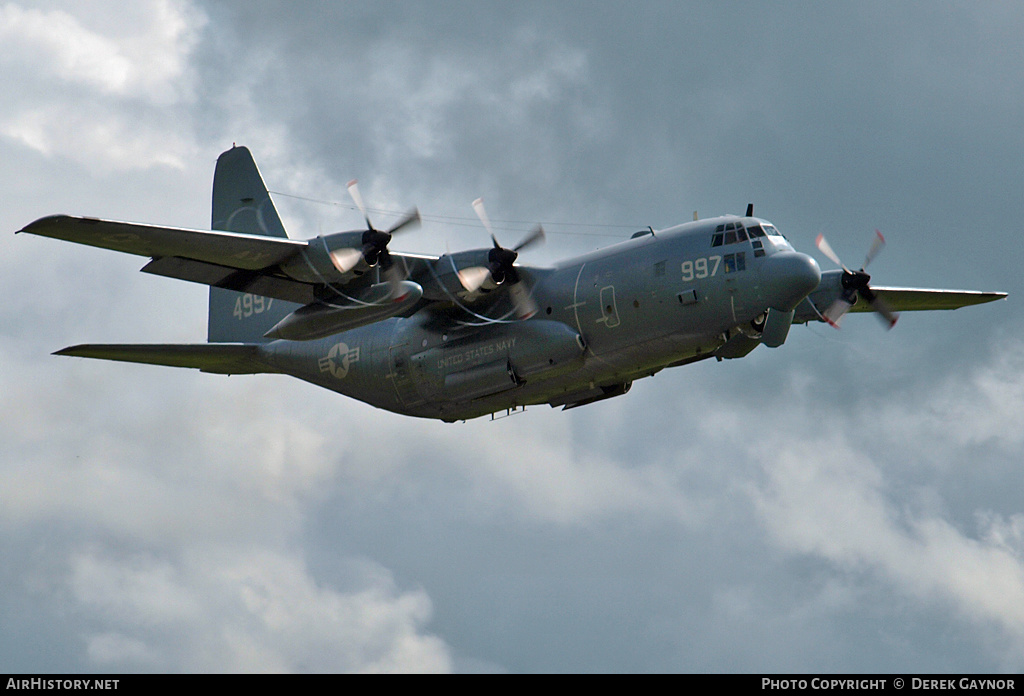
xmin=710 ymin=220 xmax=786 ymax=248
xmin=711 ymin=221 xmax=753 ymax=247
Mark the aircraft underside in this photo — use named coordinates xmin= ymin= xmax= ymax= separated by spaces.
xmin=260 ymin=313 xmax=726 ymax=422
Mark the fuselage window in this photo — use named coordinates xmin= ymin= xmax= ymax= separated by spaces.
xmin=723 ymin=252 xmax=746 ymax=273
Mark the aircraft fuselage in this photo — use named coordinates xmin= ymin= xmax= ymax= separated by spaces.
xmin=257 ymin=216 xmax=820 ymax=421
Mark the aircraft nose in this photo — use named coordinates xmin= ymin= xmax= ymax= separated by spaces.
xmin=762 ymin=251 xmax=821 ymax=311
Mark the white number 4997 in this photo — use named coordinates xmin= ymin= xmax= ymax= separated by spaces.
xmin=233 ymin=293 xmax=273 ymax=319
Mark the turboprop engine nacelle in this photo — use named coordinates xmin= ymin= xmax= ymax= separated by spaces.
xmin=425 ymin=249 xmax=500 ymax=300
xmin=279 ymin=231 xmax=371 ymax=285
xmin=265 ymin=280 xmax=423 ymax=341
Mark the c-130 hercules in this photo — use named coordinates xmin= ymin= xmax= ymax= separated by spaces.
xmin=19 ymin=146 xmax=1006 ymax=422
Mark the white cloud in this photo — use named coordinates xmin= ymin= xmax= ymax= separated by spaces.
xmin=897 ymin=339 xmax=1024 ymax=451
xmin=754 ymin=439 xmax=1024 ymax=630
xmin=0 ymin=1 xmax=207 ymax=169
xmin=0 ymin=1 xmax=202 ymax=101
xmin=85 ymin=632 xmax=162 ymax=667
xmin=748 ymin=343 xmax=1024 ymax=662
xmin=303 ymin=400 xmax=710 ymax=529
xmin=0 ymin=356 xmax=454 ymax=671
xmin=0 ymin=4 xmax=135 ymax=95
xmin=70 ymin=548 xmax=452 ymax=673
xmin=0 ymin=369 xmax=338 ymax=549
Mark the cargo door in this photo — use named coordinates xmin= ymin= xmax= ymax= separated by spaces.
xmin=388 ymin=342 xmax=423 ymax=407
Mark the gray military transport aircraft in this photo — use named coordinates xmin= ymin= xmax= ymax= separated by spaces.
xmin=19 ymin=146 xmax=1007 ymax=422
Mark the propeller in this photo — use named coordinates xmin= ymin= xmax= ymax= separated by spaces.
xmin=456 ymin=197 xmax=545 ymax=318
xmin=330 ymin=179 xmax=420 ymax=299
xmin=814 ymin=230 xmax=899 ymax=329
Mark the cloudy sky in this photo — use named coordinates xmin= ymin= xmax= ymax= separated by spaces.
xmin=1 ymin=0 xmax=1021 ymax=673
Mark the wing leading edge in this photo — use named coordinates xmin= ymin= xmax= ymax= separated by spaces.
xmin=846 ymin=287 xmax=1007 ymax=313
xmin=19 ymin=215 xmax=305 ymax=267
xmin=798 ymin=285 xmax=1006 ymax=325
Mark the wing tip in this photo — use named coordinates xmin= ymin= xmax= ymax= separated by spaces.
xmin=53 ymin=345 xmax=85 ymax=357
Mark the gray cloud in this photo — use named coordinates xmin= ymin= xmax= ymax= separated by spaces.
xmin=2 ymin=0 xmax=1021 ymax=673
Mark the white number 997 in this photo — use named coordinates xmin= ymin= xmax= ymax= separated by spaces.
xmin=681 ymin=255 xmax=721 ymax=281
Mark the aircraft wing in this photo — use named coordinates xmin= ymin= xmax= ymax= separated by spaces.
xmin=19 ymin=214 xmax=319 ymax=303
xmin=846 ymin=287 xmax=1007 ymax=312
xmin=19 ymin=214 xmax=306 ymax=268
xmin=26 ymin=214 xmax=406 ymax=308
xmin=18 ymin=214 xmax=445 ymax=308
xmin=797 ymin=283 xmax=1006 ymax=326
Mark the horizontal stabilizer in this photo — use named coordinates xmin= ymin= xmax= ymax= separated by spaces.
xmin=54 ymin=344 xmax=277 ymax=375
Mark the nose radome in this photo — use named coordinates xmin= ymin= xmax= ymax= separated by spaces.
xmin=763 ymin=252 xmax=821 ymax=311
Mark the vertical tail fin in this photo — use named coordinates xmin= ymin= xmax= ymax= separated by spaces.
xmin=211 ymin=146 xmax=288 ymax=237
xmin=207 ymin=146 xmax=295 ymax=342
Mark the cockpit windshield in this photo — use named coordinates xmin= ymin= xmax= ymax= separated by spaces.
xmin=711 ymin=221 xmax=747 ymax=247
xmin=711 ymin=220 xmax=789 ymax=256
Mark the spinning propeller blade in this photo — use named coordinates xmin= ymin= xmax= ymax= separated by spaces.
xmin=457 ymin=198 xmax=545 ymax=318
xmin=513 ymin=224 xmax=546 ymax=253
xmin=337 ymin=179 xmax=420 ymax=297
xmin=472 ymin=198 xmax=497 ymax=247
xmin=815 ymin=234 xmax=847 ymax=271
xmin=347 ymin=179 xmax=371 ymax=230
xmin=863 ymin=229 xmax=886 ymax=269
xmin=815 ymin=231 xmax=899 ymax=329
